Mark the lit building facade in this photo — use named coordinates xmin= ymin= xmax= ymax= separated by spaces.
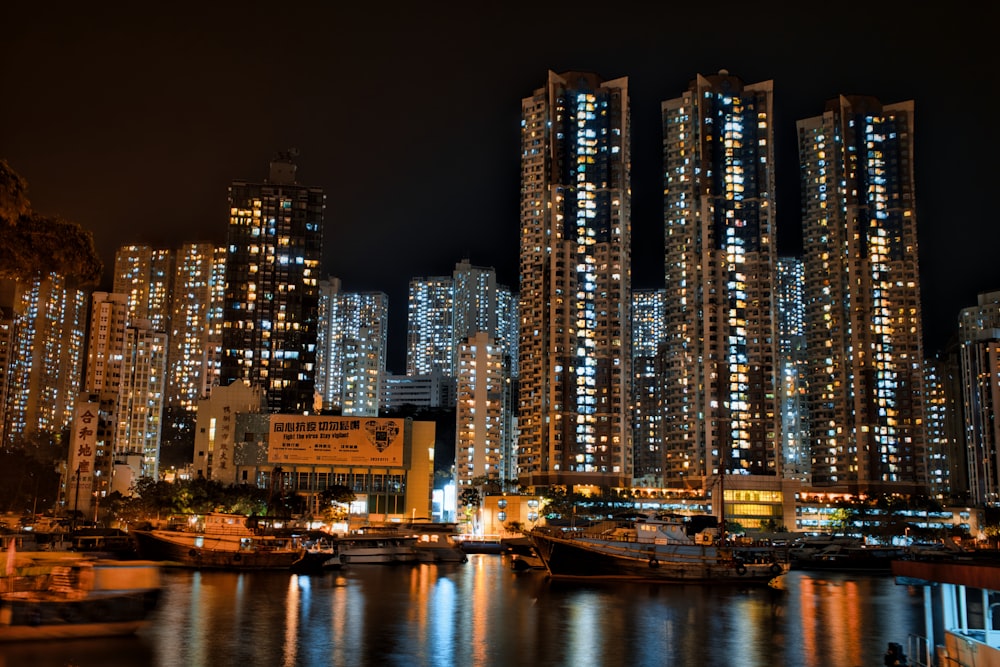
xmin=518 ymin=70 xmax=632 ymax=490
xmin=0 ymin=285 xmax=12 ymax=446
xmin=1 ymin=273 xmax=88 ymax=447
xmin=776 ymin=257 xmax=808 ymax=481
xmin=147 ymin=249 xmax=174 ymax=334
xmin=631 ymin=288 xmax=664 ymax=485
xmin=451 ymin=260 xmax=518 ymax=484
xmin=924 ymin=351 xmax=965 ymax=501
xmin=193 ymin=379 xmax=267 ymax=484
xmin=113 ymin=245 xmax=174 ymax=332
xmin=380 ymin=370 xmax=456 ymax=412
xmin=114 ymin=320 xmax=167 ymax=486
xmin=85 ymin=292 xmax=167 ymax=488
xmin=83 ymin=292 xmax=129 ymax=480
xmin=406 ymin=276 xmax=455 ymax=377
xmin=455 ymin=331 xmax=508 ymax=488
xmin=453 ymin=259 xmax=518 ymax=367
xmin=206 ymin=245 xmax=227 ymax=392
xmin=113 ymin=245 xmax=151 ymax=324
xmin=165 ymin=243 xmax=220 ymax=413
xmin=116 ymin=242 xmax=226 ymax=456
xmin=315 ymin=277 xmax=389 ymax=416
xmin=262 ymin=414 xmax=435 ymax=520
xmin=660 ymin=71 xmax=780 ymax=490
xmin=959 ymin=291 xmax=1000 ymax=506
xmin=220 ymin=153 xmax=324 ymax=414
xmin=799 ymin=95 xmax=926 ymax=494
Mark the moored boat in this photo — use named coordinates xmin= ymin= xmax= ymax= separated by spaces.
xmin=455 ymin=535 xmax=504 ymax=555
xmin=131 ymin=513 xmax=307 ymax=571
xmin=890 ymin=551 xmax=1000 ymax=665
xmin=335 ymin=533 xmax=419 ymax=565
xmin=366 ymin=522 xmax=468 ymax=563
xmin=290 ymin=536 xmax=342 ymax=573
xmin=529 ymin=513 xmax=788 ymax=585
xmin=1 ymin=555 xmax=162 ymax=642
xmin=788 ymin=539 xmax=906 ymax=572
xmin=501 ymin=536 xmax=544 ymax=571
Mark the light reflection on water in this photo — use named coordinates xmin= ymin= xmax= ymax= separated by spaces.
xmin=1 ymin=555 xmax=924 ymax=667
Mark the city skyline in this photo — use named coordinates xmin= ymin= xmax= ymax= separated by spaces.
xmin=3 ymin=4 xmax=993 ymax=371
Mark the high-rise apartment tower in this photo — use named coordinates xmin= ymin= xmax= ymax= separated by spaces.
xmin=220 ymin=153 xmax=324 ymax=414
xmin=798 ymin=95 xmax=925 ymax=494
xmin=660 ymin=71 xmax=780 ymax=491
xmin=517 ymin=71 xmax=632 ymax=490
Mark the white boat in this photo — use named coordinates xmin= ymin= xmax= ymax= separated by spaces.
xmin=530 ymin=513 xmax=788 ymax=585
xmin=336 ymin=533 xmax=418 ymax=565
xmin=367 ymin=522 xmax=468 ymax=563
xmin=1 ymin=552 xmax=162 ymax=641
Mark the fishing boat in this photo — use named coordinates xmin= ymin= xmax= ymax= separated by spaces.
xmin=131 ymin=513 xmax=308 ymax=571
xmin=529 ymin=513 xmax=788 ymax=585
xmin=501 ymin=536 xmax=544 ymax=572
xmin=290 ymin=536 xmax=342 ymax=573
xmin=1 ymin=551 xmax=162 ymax=642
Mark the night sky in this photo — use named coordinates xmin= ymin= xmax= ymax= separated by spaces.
xmin=3 ymin=3 xmax=993 ymax=372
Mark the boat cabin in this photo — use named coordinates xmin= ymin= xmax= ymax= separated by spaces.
xmin=892 ymin=555 xmax=1000 ymax=666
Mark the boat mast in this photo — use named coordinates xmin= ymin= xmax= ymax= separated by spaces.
xmin=717 ymin=438 xmax=728 ymax=544
xmin=718 ymin=470 xmax=726 ymax=543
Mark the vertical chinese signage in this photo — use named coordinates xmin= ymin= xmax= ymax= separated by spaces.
xmin=67 ymin=396 xmax=99 ymax=516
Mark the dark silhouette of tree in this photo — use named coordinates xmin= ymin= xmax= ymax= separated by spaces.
xmin=0 ymin=439 xmax=65 ymax=514
xmin=0 ymin=159 xmax=30 ymax=220
xmin=459 ymin=486 xmax=481 ymax=510
xmin=317 ymin=484 xmax=356 ymax=523
xmin=0 ymin=160 xmax=102 ymax=285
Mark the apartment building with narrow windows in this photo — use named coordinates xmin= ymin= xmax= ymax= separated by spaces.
xmin=798 ymin=95 xmax=926 ymax=494
xmin=660 ymin=70 xmax=780 ymax=491
xmin=518 ymin=70 xmax=632 ymax=490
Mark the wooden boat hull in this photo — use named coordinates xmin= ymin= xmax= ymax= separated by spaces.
xmin=0 ymin=558 xmax=163 ymax=642
xmin=530 ymin=531 xmax=787 ymax=585
xmin=510 ymin=553 xmax=545 ymax=571
xmin=132 ymin=530 xmax=305 ymax=570
xmin=503 ymin=536 xmax=545 ymax=571
xmin=0 ymin=589 xmax=161 ymax=641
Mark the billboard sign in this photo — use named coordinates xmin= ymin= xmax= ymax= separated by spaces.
xmin=268 ymin=416 xmax=405 ymax=466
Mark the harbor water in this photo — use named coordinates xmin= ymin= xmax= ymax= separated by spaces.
xmin=2 ymin=553 xmax=925 ymax=667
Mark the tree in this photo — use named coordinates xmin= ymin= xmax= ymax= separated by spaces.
xmin=0 ymin=160 xmax=102 ymax=285
xmin=0 ymin=443 xmax=64 ymax=515
xmin=459 ymin=487 xmax=481 ymax=511
xmin=0 ymin=159 xmax=30 ymax=220
xmin=470 ymin=475 xmax=502 ymax=494
xmin=458 ymin=486 xmax=482 ymax=531
xmin=759 ymin=518 xmax=787 ymax=533
xmin=318 ymin=485 xmax=356 ymax=524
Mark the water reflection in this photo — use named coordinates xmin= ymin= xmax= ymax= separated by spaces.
xmin=2 ymin=556 xmax=924 ymax=667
